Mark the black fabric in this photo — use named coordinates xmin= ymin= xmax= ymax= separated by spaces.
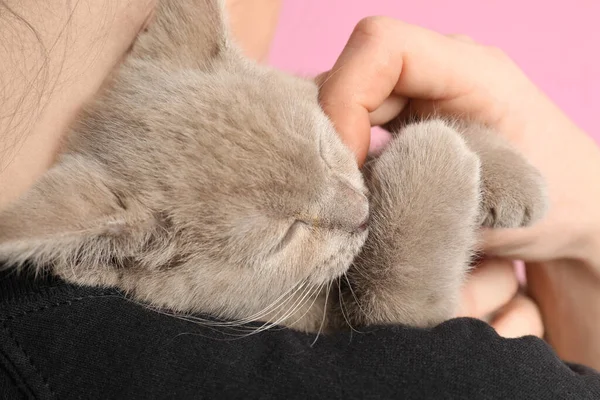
xmin=0 ymin=269 xmax=598 ymax=400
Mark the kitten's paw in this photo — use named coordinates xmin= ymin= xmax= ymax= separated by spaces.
xmin=369 ymin=119 xmax=483 ymax=210
xmin=478 ymin=149 xmax=548 ymax=228
xmin=354 ymin=119 xmax=482 ymax=328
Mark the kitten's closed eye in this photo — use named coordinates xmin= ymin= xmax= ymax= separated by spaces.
xmin=278 ymin=220 xmax=307 ymax=250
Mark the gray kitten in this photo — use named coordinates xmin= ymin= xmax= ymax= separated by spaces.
xmin=0 ymin=0 xmax=547 ymax=333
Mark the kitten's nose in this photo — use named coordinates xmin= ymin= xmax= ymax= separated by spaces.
xmin=356 ymin=216 xmax=369 ymax=232
xmin=322 ymin=178 xmax=369 ymax=233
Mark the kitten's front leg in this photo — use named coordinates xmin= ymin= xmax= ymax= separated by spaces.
xmin=341 ymin=120 xmax=482 ymax=328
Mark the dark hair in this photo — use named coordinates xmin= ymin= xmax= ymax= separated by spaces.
xmin=0 ymin=1 xmax=67 ymax=170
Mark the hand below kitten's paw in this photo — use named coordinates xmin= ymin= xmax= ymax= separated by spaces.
xmin=479 ymin=149 xmax=548 ymax=228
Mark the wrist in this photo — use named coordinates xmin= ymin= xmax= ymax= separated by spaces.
xmin=526 ymin=259 xmax=600 ymax=370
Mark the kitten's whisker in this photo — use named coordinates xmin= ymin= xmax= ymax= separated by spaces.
xmin=311 ymin=280 xmax=331 ymax=347
xmin=246 ymin=285 xmax=313 ymax=334
xmin=242 ymin=284 xmax=314 ymax=335
xmin=211 ymin=279 xmax=308 ymax=327
xmin=337 ymin=276 xmax=360 ymax=334
xmin=246 ymin=283 xmax=320 ymax=336
xmin=129 ymin=303 xmax=259 ymax=336
xmin=285 ymin=282 xmax=326 ymax=330
xmin=187 ymin=279 xmax=308 ymax=328
xmin=343 ymin=272 xmax=369 ymax=321
xmin=139 ymin=278 xmax=311 ymax=335
xmin=349 ymin=263 xmax=371 ymax=282
xmin=350 ymin=254 xmax=374 ymax=282
xmin=316 ymin=65 xmax=346 ymax=90
xmin=267 ymin=283 xmax=321 ymax=329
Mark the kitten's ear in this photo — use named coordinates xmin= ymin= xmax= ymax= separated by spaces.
xmin=131 ymin=0 xmax=233 ymax=66
xmin=0 ymin=158 xmax=151 ymax=268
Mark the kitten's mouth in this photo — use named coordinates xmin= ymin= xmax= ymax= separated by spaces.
xmin=356 ymin=216 xmax=369 ymax=233
xmin=353 ymin=222 xmax=370 ymax=242
xmin=309 ymin=228 xmax=368 ymax=286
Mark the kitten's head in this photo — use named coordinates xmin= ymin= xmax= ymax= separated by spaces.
xmin=0 ymin=0 xmax=368 ymax=325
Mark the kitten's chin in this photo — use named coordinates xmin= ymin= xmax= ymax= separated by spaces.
xmin=308 ymin=230 xmax=368 ymax=286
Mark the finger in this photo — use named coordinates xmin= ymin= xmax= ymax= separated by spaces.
xmin=368 ymin=94 xmax=408 ymax=126
xmin=317 ymin=72 xmax=408 ymax=145
xmin=328 ymin=34 xmax=476 ymax=128
xmin=481 ymin=227 xmax=536 ymax=258
xmin=319 ymin=17 xmax=489 ymax=165
xmin=491 ymin=294 xmax=544 ymax=338
xmin=480 ymin=221 xmax=558 ymax=262
xmin=457 ymin=258 xmax=519 ymax=319
xmin=447 ymin=34 xmax=476 ymax=43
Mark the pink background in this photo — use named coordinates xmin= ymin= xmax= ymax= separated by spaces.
xmin=269 ymin=0 xmax=599 ymax=142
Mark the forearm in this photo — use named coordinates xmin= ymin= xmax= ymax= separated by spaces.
xmin=527 ymin=258 xmax=600 ymax=370
xmin=0 ymin=0 xmax=155 ymax=209
xmin=227 ymin=0 xmax=282 ymax=62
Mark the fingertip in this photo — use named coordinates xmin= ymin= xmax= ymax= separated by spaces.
xmin=458 ymin=258 xmax=519 ymax=319
xmin=491 ymin=295 xmax=544 ymax=338
xmin=368 ymin=94 xmax=409 ymax=126
xmin=321 ymin=103 xmax=372 ymax=167
xmin=340 ymin=117 xmax=371 ymax=166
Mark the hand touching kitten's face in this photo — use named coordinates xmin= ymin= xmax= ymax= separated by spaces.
xmin=0 ymin=0 xmax=369 ymax=324
xmin=145 ymin=65 xmax=370 ymax=295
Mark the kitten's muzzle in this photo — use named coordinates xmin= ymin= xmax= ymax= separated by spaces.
xmin=356 ymin=216 xmax=369 ymax=233
xmin=322 ymin=178 xmax=369 ymax=234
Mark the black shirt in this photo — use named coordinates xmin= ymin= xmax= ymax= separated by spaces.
xmin=0 ymin=269 xmax=598 ymax=399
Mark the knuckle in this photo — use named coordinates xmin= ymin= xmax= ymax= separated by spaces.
xmin=516 ymin=296 xmax=544 ymax=337
xmin=354 ymin=16 xmax=396 ymax=40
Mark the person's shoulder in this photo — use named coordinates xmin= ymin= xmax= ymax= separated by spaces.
xmin=0 ymin=268 xmax=598 ymax=400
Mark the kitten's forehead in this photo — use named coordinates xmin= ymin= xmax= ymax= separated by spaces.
xmin=194 ymin=67 xmax=331 ymax=153
xmin=146 ymin=63 xmax=362 ymax=219
xmin=206 ymin=65 xmax=361 ymax=186
xmin=172 ymin=68 xmax=330 ymax=191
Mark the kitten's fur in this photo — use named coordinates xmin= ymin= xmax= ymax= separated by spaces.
xmin=0 ymin=0 xmax=547 ymax=332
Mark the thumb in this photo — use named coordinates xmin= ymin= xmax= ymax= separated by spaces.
xmin=481 ymin=225 xmax=556 ymax=262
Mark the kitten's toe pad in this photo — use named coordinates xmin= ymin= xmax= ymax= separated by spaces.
xmin=479 ymin=152 xmax=548 ymax=228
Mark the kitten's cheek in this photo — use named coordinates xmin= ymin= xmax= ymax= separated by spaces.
xmin=307 ymin=232 xmax=367 ymax=286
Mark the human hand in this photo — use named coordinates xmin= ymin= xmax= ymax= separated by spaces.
xmin=457 ymin=259 xmax=543 ymax=338
xmin=317 ymin=17 xmax=600 ymax=347
xmin=317 ymin=17 xmax=600 ymax=269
